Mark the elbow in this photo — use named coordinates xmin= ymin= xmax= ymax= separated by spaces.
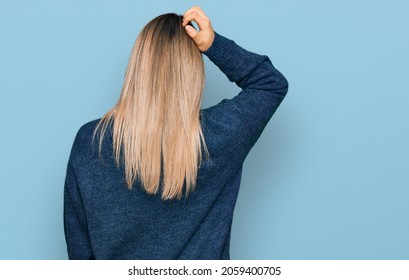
xmin=269 ymin=70 xmax=289 ymax=99
xmin=280 ymin=75 xmax=289 ymax=98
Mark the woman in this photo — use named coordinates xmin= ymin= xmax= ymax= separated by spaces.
xmin=64 ymin=6 xmax=288 ymax=259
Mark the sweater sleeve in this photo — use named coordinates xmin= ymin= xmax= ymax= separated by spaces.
xmin=64 ymin=157 xmax=95 ymax=260
xmin=201 ymin=32 xmax=289 ymax=164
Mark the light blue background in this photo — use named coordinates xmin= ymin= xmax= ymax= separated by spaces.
xmin=1 ymin=0 xmax=408 ymax=259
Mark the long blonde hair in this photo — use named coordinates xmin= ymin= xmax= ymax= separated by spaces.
xmin=93 ymin=13 xmax=208 ymax=200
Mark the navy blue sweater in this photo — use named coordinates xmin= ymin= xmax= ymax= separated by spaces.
xmin=64 ymin=32 xmax=288 ymax=260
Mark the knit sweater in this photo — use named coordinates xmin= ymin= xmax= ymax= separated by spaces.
xmin=64 ymin=32 xmax=288 ymax=260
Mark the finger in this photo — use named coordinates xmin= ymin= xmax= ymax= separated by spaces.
xmin=182 ymin=6 xmax=208 ymax=26
xmin=183 ymin=6 xmax=208 ymax=20
xmin=183 ymin=11 xmax=208 ymax=30
xmin=182 ymin=7 xmax=195 ymax=26
xmin=182 ymin=11 xmax=204 ymax=26
xmin=182 ymin=6 xmax=201 ymax=21
xmin=191 ymin=6 xmax=209 ymax=20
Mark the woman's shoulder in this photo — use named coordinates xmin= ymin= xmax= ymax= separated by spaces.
xmin=75 ymin=119 xmax=101 ymax=141
xmin=70 ymin=118 xmax=102 ymax=156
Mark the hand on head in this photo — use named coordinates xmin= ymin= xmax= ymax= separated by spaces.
xmin=182 ymin=6 xmax=215 ymax=52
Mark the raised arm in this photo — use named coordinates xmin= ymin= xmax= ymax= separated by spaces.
xmin=182 ymin=6 xmax=288 ymax=95
xmin=183 ymin=6 xmax=289 ymax=164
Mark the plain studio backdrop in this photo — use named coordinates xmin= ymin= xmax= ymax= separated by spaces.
xmin=0 ymin=0 xmax=408 ymax=259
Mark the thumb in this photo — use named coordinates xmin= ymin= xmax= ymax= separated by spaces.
xmin=185 ymin=25 xmax=198 ymax=39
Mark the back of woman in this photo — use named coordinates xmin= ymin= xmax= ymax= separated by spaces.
xmin=64 ymin=6 xmax=288 ymax=260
